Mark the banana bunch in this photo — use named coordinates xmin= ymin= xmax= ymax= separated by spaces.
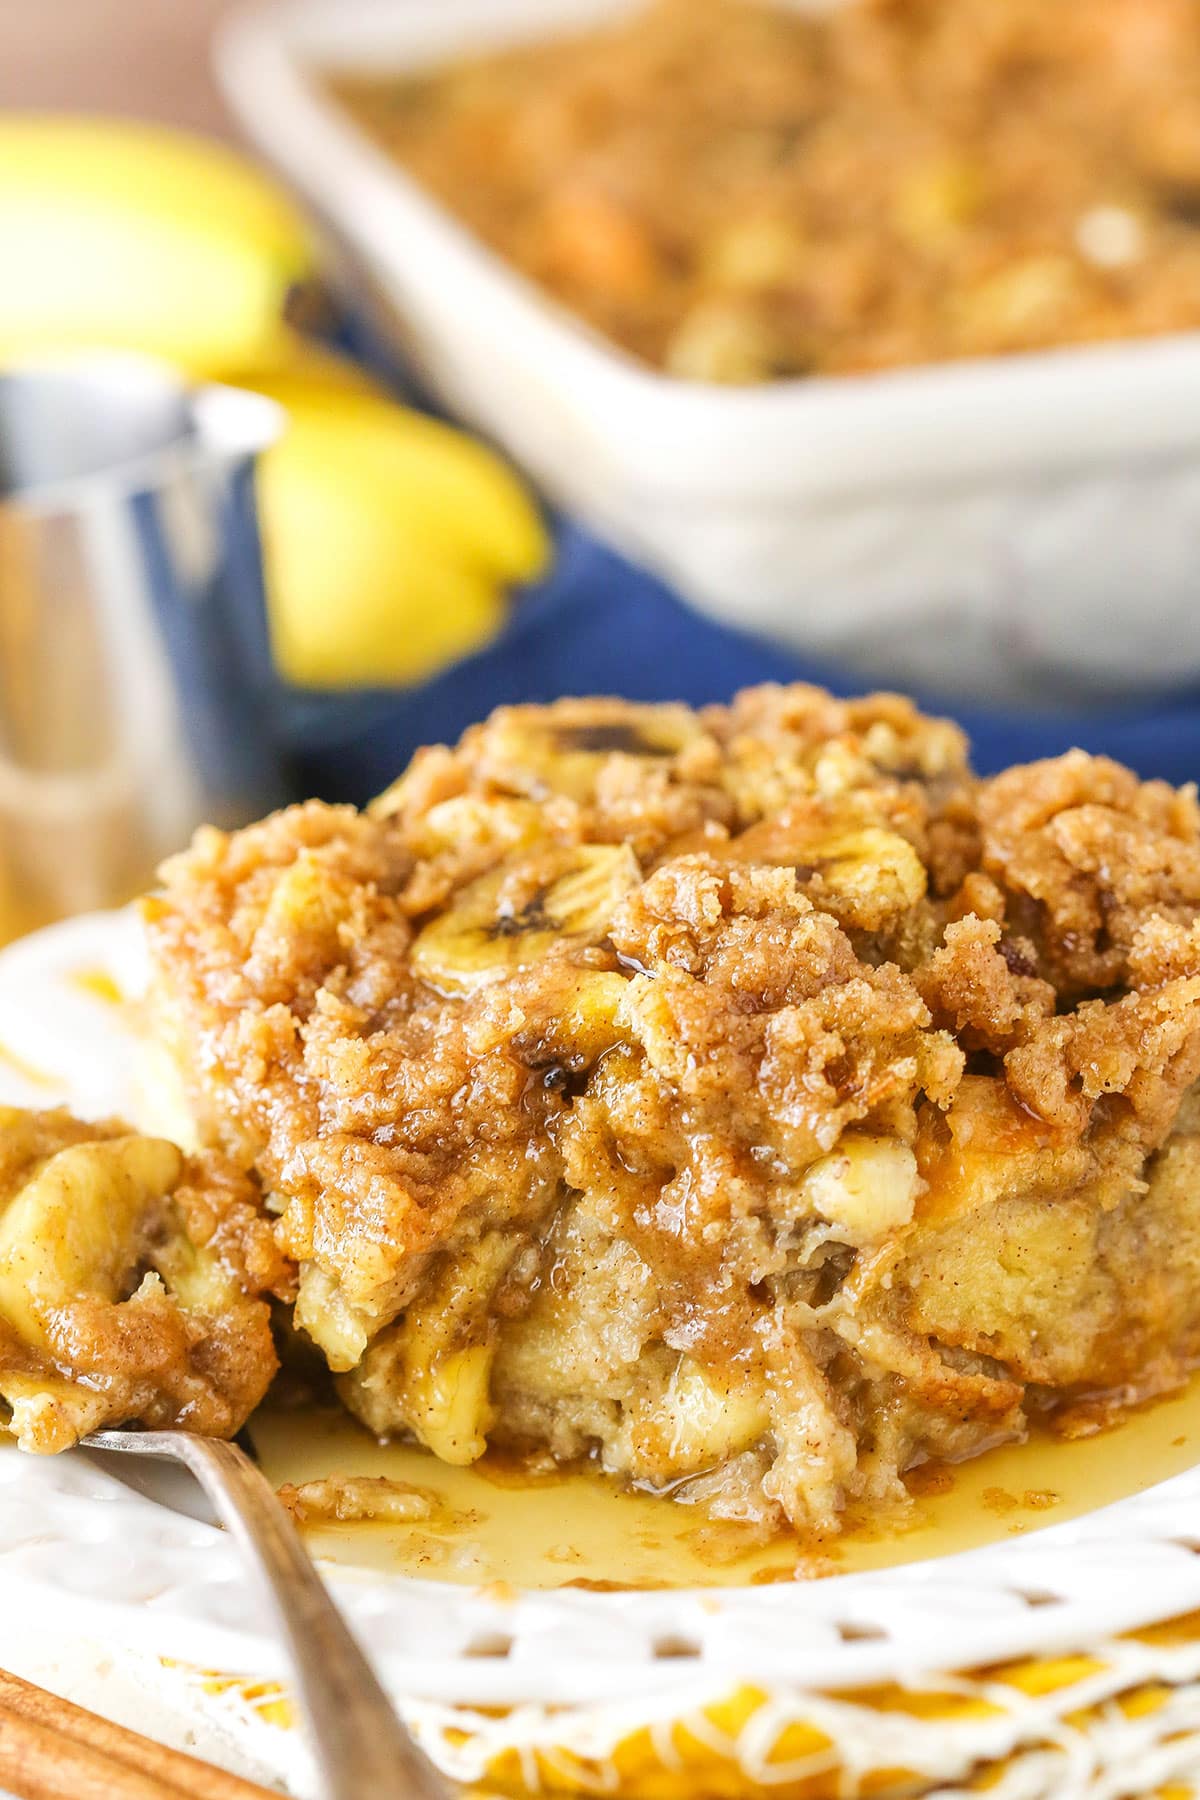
xmin=248 ymin=364 xmax=549 ymax=687
xmin=0 ymin=118 xmax=313 ymax=374
xmin=0 ymin=118 xmax=550 ymax=688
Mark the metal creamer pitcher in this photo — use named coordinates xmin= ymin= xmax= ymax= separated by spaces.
xmin=0 ymin=353 xmax=286 ymax=938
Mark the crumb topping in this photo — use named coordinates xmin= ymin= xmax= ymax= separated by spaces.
xmin=144 ymin=684 xmax=1200 ymax=1528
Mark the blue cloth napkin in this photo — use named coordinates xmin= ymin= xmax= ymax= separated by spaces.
xmin=282 ymin=521 xmax=1200 ymax=804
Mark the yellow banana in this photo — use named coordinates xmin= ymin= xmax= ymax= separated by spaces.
xmin=252 ymin=379 xmax=550 ymax=578
xmin=0 ymin=117 xmax=315 ymax=375
xmin=218 ymin=340 xmax=381 ymax=396
xmin=0 ymin=119 xmax=551 ymax=691
xmin=252 ymin=381 xmax=550 ymax=688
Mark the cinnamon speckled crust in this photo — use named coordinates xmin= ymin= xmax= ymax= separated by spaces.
xmin=145 ymin=685 xmax=1200 ymax=1532
xmin=976 ymin=751 xmax=1200 ymax=997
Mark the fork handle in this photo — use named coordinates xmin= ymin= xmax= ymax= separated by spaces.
xmin=94 ymin=1431 xmax=447 ymax=1800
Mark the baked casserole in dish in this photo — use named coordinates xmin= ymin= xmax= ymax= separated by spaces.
xmin=333 ymin=0 xmax=1200 ymax=384
xmin=219 ymin=0 xmax=1200 ymax=702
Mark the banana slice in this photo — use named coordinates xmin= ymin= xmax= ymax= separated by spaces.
xmin=413 ymin=844 xmax=640 ymax=994
xmin=377 ymin=793 xmax=544 ymax=857
xmin=795 ymin=826 xmax=927 ymax=931
xmin=473 ymin=699 xmax=703 ymax=802
xmin=0 ymin=1130 xmax=183 ymax=1346
xmin=339 ymin=1230 xmax=516 ymax=1462
xmin=733 ymin=813 xmax=927 ymax=933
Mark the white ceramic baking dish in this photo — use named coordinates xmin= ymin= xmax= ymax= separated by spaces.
xmin=218 ymin=0 xmax=1200 ymax=705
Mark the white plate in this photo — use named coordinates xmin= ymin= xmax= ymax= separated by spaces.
xmin=217 ymin=0 xmax=1200 ymax=705
xmin=3 ymin=908 xmax=1200 ymax=1733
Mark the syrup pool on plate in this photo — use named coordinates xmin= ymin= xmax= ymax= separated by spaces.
xmin=247 ymin=1378 xmax=1200 ymax=1590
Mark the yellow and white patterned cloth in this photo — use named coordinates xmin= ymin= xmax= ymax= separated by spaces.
xmin=153 ymin=1612 xmax=1200 ymax=1800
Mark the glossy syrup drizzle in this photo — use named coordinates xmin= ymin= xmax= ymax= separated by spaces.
xmin=248 ymin=1375 xmax=1200 ymax=1591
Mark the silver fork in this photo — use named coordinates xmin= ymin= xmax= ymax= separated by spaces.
xmin=83 ymin=1429 xmax=450 ymax=1800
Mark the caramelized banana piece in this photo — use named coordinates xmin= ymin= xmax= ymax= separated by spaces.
xmin=643 ymin=1358 xmax=771 ymax=1473
xmin=733 ymin=810 xmax=927 ymax=933
xmin=0 ymin=1107 xmax=281 ymax=1453
xmin=0 ymin=1134 xmax=183 ymax=1344
xmin=800 ymin=1134 xmax=923 ymax=1247
xmin=412 ymin=843 xmax=640 ymax=994
xmin=369 ymin=785 xmax=544 ymax=851
xmin=339 ymin=1231 xmax=516 ymax=1463
xmin=514 ymin=967 xmax=630 ymax=1068
xmin=472 ymin=698 xmax=703 ymax=802
xmin=800 ymin=826 xmax=927 ymax=931
xmin=398 ymin=794 xmax=544 ymax=858
xmin=369 ymin=699 xmax=702 ymax=821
